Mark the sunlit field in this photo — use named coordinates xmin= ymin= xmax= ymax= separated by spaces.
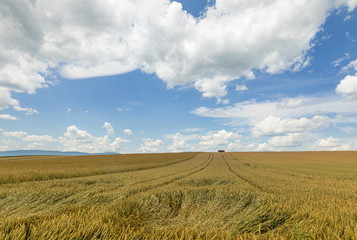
xmin=1 ymin=152 xmax=356 ymax=239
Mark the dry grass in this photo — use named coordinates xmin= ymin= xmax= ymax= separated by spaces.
xmin=0 ymin=151 xmax=356 ymax=239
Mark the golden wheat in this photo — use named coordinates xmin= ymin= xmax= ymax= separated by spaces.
xmin=0 ymin=152 xmax=356 ymax=239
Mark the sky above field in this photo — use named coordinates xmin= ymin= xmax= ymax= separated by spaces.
xmin=1 ymin=0 xmax=357 ymax=153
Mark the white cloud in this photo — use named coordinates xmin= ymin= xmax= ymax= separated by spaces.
xmin=333 ymin=57 xmax=344 ymax=67
xmin=0 ymin=88 xmax=38 ymax=115
xmin=138 ymin=138 xmax=163 ymax=152
xmin=268 ymin=133 xmax=306 ymax=148
xmin=123 ymin=129 xmax=132 ymax=135
xmin=165 ymin=129 xmax=241 ymax=152
xmin=64 ymin=125 xmax=91 ymax=140
xmin=342 ymin=58 xmax=357 ymax=72
xmin=60 ymin=61 xmax=137 ymax=79
xmin=192 ymin=95 xmax=357 ymax=124
xmin=116 ymin=107 xmax=132 ymax=112
xmin=111 ymin=137 xmax=131 ymax=150
xmin=345 ymin=31 xmax=356 ymax=42
xmin=0 ymin=138 xmax=20 ymax=151
xmin=194 ymin=76 xmax=229 ymax=98
xmin=338 ymin=126 xmax=357 ymax=134
xmin=252 ymin=132 xmax=310 ymax=151
xmin=255 ymin=143 xmax=272 ymax=152
xmin=252 ymin=115 xmax=329 ymax=137
xmin=182 ymin=128 xmax=202 ymax=133
xmin=216 ymin=98 xmax=230 ymax=105
xmin=342 ymin=0 xmax=357 ymax=11
xmin=315 ymin=136 xmax=340 ymax=148
xmin=227 ymin=140 xmax=243 ymax=152
xmin=167 ymin=133 xmax=190 ymax=152
xmin=2 ymin=130 xmax=55 ymax=142
xmin=142 ymin=0 xmax=332 ymax=98
xmin=336 ymin=74 xmax=357 ymax=100
xmin=236 ymin=85 xmax=248 ymax=91
xmin=313 ymin=137 xmax=354 ymax=150
xmin=198 ymin=129 xmax=240 ymax=151
xmin=278 ymin=98 xmax=304 ymax=108
xmin=3 ymin=131 xmax=28 ymax=138
xmin=1 ymin=125 xmax=130 ymax=153
xmin=102 ymin=122 xmax=114 ymax=135
xmin=60 ymin=125 xmax=129 ymax=153
xmin=24 ymin=135 xmax=55 ymax=142
xmin=332 ymin=53 xmax=351 ymax=67
xmin=166 ymin=133 xmax=199 ymax=152
xmin=344 ymin=14 xmax=353 ymax=21
xmin=1 ymin=0 xmax=356 ymax=114
xmin=0 ymin=114 xmax=17 ymax=120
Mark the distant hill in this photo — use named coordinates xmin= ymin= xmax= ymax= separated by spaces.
xmin=0 ymin=150 xmax=119 ymax=157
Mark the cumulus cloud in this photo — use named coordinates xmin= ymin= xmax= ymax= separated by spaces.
xmin=227 ymin=140 xmax=243 ymax=152
xmin=3 ymin=131 xmax=28 ymax=138
xmin=102 ymin=122 xmax=114 ymax=135
xmin=165 ymin=129 xmax=242 ymax=152
xmin=24 ymin=135 xmax=55 ymax=142
xmin=1 ymin=0 xmax=356 ymax=115
xmin=167 ymin=134 xmax=190 ymax=152
xmin=255 ymin=134 xmax=355 ymax=152
xmin=255 ymin=143 xmax=272 ymax=152
xmin=138 ymin=0 xmax=337 ymax=98
xmin=166 ymin=133 xmax=199 ymax=152
xmin=252 ymin=133 xmax=308 ymax=151
xmin=60 ymin=125 xmax=129 ymax=153
xmin=2 ymin=130 xmax=55 ymax=142
xmin=0 ymin=114 xmax=17 ymax=120
xmin=1 ymin=124 xmax=130 ymax=153
xmin=337 ymin=58 xmax=357 ymax=100
xmin=313 ymin=137 xmax=354 ymax=150
xmin=336 ymin=74 xmax=357 ymax=100
xmin=111 ymin=137 xmax=131 ymax=150
xmin=315 ymin=136 xmax=340 ymax=148
xmin=138 ymin=138 xmax=163 ymax=152
xmin=268 ymin=133 xmax=306 ymax=148
xmin=198 ymin=129 xmax=241 ymax=150
xmin=123 ymin=129 xmax=132 ymax=135
xmin=252 ymin=115 xmax=329 ymax=137
xmin=192 ymin=95 xmax=357 ymax=148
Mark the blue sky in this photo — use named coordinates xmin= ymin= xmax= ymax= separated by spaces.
xmin=1 ymin=0 xmax=357 ymax=153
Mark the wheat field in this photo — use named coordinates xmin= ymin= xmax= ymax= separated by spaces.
xmin=0 ymin=152 xmax=356 ymax=239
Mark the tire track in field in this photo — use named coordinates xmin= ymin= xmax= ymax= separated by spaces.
xmin=132 ymin=153 xmax=212 ymax=186
xmin=0 ymin=154 xmax=214 ymax=220
xmin=73 ymin=152 xmax=203 ymax=181
xmin=124 ymin=153 xmax=214 ymax=198
xmin=1 ymin=153 xmax=201 ymax=185
xmin=77 ymin=153 xmax=213 ymax=202
xmin=228 ymin=153 xmax=314 ymax=180
xmin=221 ymin=153 xmax=269 ymax=193
xmin=256 ymin=168 xmax=315 ymax=180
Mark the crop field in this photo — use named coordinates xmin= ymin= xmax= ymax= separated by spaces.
xmin=0 ymin=151 xmax=356 ymax=239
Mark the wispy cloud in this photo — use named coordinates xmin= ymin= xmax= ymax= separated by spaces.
xmin=0 ymin=114 xmax=18 ymax=120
